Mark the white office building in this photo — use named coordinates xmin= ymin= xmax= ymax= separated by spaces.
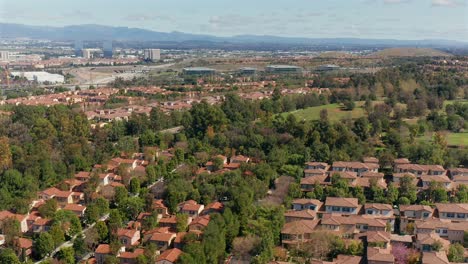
xmin=0 ymin=51 xmax=10 ymax=61
xmin=144 ymin=49 xmax=161 ymax=61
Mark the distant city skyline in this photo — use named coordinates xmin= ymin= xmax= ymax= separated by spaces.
xmin=0 ymin=0 xmax=467 ymax=41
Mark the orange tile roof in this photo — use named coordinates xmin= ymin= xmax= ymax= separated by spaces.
xmin=17 ymin=238 xmax=32 ymax=249
xmin=95 ymin=244 xmax=111 ymax=254
xmin=281 ymin=220 xmax=319 ymax=235
xmin=117 ymin=228 xmax=138 ymax=238
xmin=325 ymin=197 xmax=359 ymax=208
xmin=120 ymin=249 xmax=145 ymax=259
xmin=63 ymin=204 xmax=87 ymax=213
xmin=156 ymin=248 xmax=183 ymax=263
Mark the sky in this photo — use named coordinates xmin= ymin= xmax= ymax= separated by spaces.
xmin=0 ymin=0 xmax=467 ymax=41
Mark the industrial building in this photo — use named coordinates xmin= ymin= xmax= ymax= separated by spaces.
xmin=11 ymin=72 xmax=65 ymax=84
xmin=316 ymin=64 xmax=341 ymax=71
xmin=144 ymin=49 xmax=161 ymax=61
xmin=182 ymin=67 xmax=216 ymax=75
xmin=239 ymin=67 xmax=257 ymax=75
xmin=265 ymin=65 xmax=302 ymax=74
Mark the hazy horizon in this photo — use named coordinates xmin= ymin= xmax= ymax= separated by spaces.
xmin=0 ymin=0 xmax=467 ymax=42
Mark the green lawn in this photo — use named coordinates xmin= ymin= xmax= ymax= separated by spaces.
xmin=417 ymin=132 xmax=468 ymax=147
xmin=281 ymin=102 xmax=366 ymax=122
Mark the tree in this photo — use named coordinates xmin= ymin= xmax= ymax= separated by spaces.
xmin=2 ymin=218 xmax=21 ymax=246
xmin=386 ymin=183 xmax=399 ymax=204
xmin=431 ymin=241 xmax=443 ymax=251
xmin=95 ymin=221 xmax=109 ymax=243
xmin=0 ymin=137 xmax=12 ymax=173
xmin=73 ymin=234 xmax=87 ymax=257
xmin=391 ymin=243 xmax=419 ymax=264
xmin=129 ymin=178 xmax=141 ymax=194
xmin=0 ymin=249 xmax=21 ymax=264
xmin=176 ymin=213 xmax=189 ymax=232
xmin=448 ymin=243 xmax=464 ymax=262
xmin=399 ymin=175 xmax=417 ymax=203
xmin=49 ymin=223 xmax=65 ymax=247
xmin=57 ymin=247 xmax=75 ymax=264
xmin=39 ymin=199 xmax=58 ymax=218
xmin=347 ymin=240 xmax=364 ymax=256
xmin=34 ymin=232 xmax=54 ymax=259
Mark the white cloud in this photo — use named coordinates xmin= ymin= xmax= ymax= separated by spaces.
xmin=432 ymin=0 xmax=464 ymax=7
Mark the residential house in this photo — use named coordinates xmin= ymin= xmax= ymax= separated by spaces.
xmin=201 ymin=202 xmax=224 ymax=215
xmin=95 ymin=244 xmax=112 ymax=264
xmin=394 ymin=164 xmax=445 ymax=177
xmin=117 ymin=228 xmax=140 ymax=247
xmin=63 ymin=204 xmax=87 ymax=217
xmin=421 ymin=251 xmax=449 ymax=264
xmin=367 ymin=246 xmax=394 ymax=264
xmin=325 ymin=197 xmax=360 ymax=215
xmin=365 ymin=231 xmax=391 ymax=248
xmin=300 ymin=175 xmax=329 ymax=191
xmin=280 ymin=219 xmax=319 ymax=247
xmin=173 ymin=232 xmax=187 ymax=249
xmin=119 ymin=248 xmax=145 ymax=264
xmin=328 ymin=171 xmax=358 ymax=184
xmin=230 ymin=155 xmax=250 ymax=164
xmin=415 ymin=219 xmax=468 ymax=244
xmin=292 ymin=199 xmax=322 ymax=211
xmin=179 ymin=200 xmax=204 ymax=217
xmin=189 ymin=215 xmax=210 ymax=233
xmin=304 ymin=168 xmax=327 ymax=178
xmin=392 ymin=173 xmax=417 ymax=186
xmin=38 ymin=187 xmax=73 ymax=205
xmin=363 ymin=157 xmax=379 ymax=164
xmin=364 ymin=203 xmax=395 ymax=231
xmin=16 ymin=237 xmax=33 ymax=260
xmin=415 ymin=233 xmax=450 ymax=252
xmin=331 ymin=161 xmax=379 ymax=176
xmin=304 ymin=162 xmax=329 ymax=177
xmin=305 ymin=162 xmax=329 ymax=171
xmin=75 ymin=171 xmax=91 ymax=182
xmin=0 ymin=211 xmax=28 ymax=233
xmin=320 ymin=215 xmax=387 ymax=234
xmin=153 ymin=199 xmax=169 ymax=216
xmin=148 ymin=230 xmax=176 ymax=250
xmin=435 ymin=203 xmax=468 ymax=221
xmin=399 ymin=205 xmax=434 ymax=234
xmin=449 ymin=168 xmax=468 ymax=178
xmin=284 ymin=210 xmax=317 ymax=223
xmin=32 ymin=218 xmax=53 ymax=233
xmin=420 ymin=175 xmax=452 ymax=190
xmin=156 ymin=248 xmax=183 ymax=264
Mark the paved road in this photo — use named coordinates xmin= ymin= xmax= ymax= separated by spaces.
xmin=34 ymin=213 xmax=109 ymax=264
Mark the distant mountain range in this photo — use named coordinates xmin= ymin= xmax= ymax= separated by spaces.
xmin=1 ymin=23 xmax=467 ymax=48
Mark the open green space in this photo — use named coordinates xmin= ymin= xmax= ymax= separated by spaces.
xmin=417 ymin=132 xmax=468 ymax=147
xmin=281 ymin=101 xmax=367 ymax=122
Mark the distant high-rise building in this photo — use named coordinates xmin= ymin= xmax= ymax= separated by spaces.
xmin=0 ymin=51 xmax=10 ymax=61
xmin=74 ymin=40 xmax=83 ymax=57
xmin=144 ymin=49 xmax=161 ymax=61
xmin=82 ymin=49 xmax=93 ymax=59
xmin=103 ymin=41 xmax=113 ymax=58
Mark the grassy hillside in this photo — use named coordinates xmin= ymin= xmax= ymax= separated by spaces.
xmin=369 ymin=48 xmax=452 ymax=57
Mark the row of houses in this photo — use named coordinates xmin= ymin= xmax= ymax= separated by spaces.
xmin=281 ymin=196 xmax=468 ymax=264
xmin=302 ymin=159 xmax=468 ymax=192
